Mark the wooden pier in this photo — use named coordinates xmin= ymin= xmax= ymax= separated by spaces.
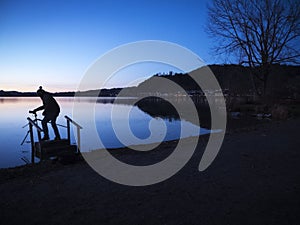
xmin=27 ymin=115 xmax=82 ymax=164
xmin=34 ymin=139 xmax=77 ymax=160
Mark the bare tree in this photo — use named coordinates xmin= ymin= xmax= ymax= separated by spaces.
xmin=207 ymin=0 xmax=300 ymax=95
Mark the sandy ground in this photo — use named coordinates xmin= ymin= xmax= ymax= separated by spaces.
xmin=0 ymin=117 xmax=299 ymax=225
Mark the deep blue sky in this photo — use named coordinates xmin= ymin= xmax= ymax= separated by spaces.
xmin=0 ymin=0 xmax=223 ymax=92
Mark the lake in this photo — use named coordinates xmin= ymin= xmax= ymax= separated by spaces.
xmin=0 ymin=97 xmax=211 ymax=169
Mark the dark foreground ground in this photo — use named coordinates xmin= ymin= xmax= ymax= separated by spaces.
xmin=0 ymin=117 xmax=299 ymax=225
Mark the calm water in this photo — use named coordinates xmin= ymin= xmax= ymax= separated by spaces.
xmin=0 ymin=97 xmax=210 ymax=168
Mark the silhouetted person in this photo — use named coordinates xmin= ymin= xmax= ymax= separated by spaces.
xmin=30 ymin=86 xmax=61 ymax=141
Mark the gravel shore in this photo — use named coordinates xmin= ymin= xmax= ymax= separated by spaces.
xmin=1 ymin=117 xmax=299 ymax=225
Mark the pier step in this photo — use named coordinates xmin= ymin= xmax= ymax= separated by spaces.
xmin=40 ymin=139 xmax=70 ymax=148
xmin=35 ymin=139 xmax=78 ymax=159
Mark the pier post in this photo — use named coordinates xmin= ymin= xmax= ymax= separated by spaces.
xmin=29 ymin=123 xmax=35 ymax=164
xmin=77 ymin=126 xmax=81 ymax=153
xmin=67 ymin=120 xmax=71 ymax=145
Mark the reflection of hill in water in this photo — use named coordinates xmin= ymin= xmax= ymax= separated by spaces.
xmin=135 ymin=97 xmax=180 ymax=121
xmin=93 ymin=96 xmax=213 ymax=129
xmin=135 ymin=97 xmax=212 ymax=129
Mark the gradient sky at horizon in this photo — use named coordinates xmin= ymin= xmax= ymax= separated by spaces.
xmin=0 ymin=0 xmax=226 ymax=92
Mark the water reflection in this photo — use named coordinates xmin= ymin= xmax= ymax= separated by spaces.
xmin=135 ymin=96 xmax=212 ymax=129
xmin=0 ymin=97 xmax=211 ymax=168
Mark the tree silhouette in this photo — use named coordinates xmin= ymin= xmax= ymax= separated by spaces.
xmin=207 ymin=0 xmax=300 ymax=96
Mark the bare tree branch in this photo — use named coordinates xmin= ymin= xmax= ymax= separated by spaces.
xmin=207 ymin=0 xmax=300 ymax=95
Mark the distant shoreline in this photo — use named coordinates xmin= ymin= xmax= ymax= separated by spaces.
xmin=0 ymin=88 xmax=123 ymax=97
xmin=2 ymin=63 xmax=299 ymax=98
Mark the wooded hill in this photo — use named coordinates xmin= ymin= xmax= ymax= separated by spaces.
xmin=130 ymin=64 xmax=300 ymax=99
xmin=1 ymin=64 xmax=299 ymax=99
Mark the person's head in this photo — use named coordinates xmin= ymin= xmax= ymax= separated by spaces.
xmin=36 ymin=86 xmax=45 ymax=97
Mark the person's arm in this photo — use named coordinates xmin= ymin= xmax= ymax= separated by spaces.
xmin=34 ymin=106 xmax=45 ymax=112
xmin=29 ymin=105 xmax=45 ymax=114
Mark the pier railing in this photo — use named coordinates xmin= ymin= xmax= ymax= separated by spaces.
xmin=26 ymin=115 xmax=82 ymax=164
xmin=64 ymin=115 xmax=83 ymax=153
xmin=27 ymin=117 xmax=43 ymax=164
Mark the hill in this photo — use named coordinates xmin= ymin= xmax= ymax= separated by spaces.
xmin=129 ymin=64 xmax=300 ymax=99
xmin=1 ymin=64 xmax=299 ymax=98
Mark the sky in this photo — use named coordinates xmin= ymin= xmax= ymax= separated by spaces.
xmin=0 ymin=0 xmax=223 ymax=92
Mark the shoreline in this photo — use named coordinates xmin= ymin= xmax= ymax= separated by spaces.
xmin=1 ymin=117 xmax=299 ymax=224
xmin=0 ymin=115 xmax=284 ymax=177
